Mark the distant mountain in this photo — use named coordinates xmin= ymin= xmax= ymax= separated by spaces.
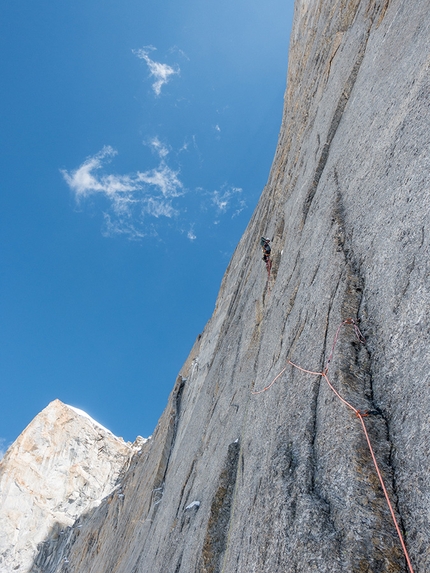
xmin=2 ymin=0 xmax=430 ymax=571
xmin=0 ymin=399 xmax=143 ymax=573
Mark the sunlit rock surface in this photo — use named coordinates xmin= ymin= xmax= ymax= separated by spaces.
xmin=4 ymin=0 xmax=430 ymax=571
xmin=0 ymin=399 xmax=137 ymax=573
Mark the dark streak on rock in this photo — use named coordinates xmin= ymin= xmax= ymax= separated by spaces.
xmin=301 ymin=38 xmax=370 ymax=229
xmin=200 ymin=441 xmax=240 ymax=573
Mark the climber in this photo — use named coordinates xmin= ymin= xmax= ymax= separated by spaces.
xmin=260 ymin=236 xmax=272 ymax=279
xmin=260 ymin=236 xmax=271 ymax=263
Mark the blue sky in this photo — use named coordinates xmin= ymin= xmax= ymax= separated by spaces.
xmin=0 ymin=0 xmax=293 ymax=451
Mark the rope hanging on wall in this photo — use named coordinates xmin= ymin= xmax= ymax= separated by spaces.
xmin=252 ymin=319 xmax=415 ymax=573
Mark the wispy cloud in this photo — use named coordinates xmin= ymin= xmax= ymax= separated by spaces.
xmin=102 ymin=214 xmax=147 ymax=239
xmin=62 ymin=144 xmax=247 ymax=240
xmin=211 ymin=186 xmax=246 ymax=216
xmin=137 ymin=163 xmax=182 ymax=198
xmin=187 ymin=226 xmax=197 ymax=241
xmin=144 ymin=197 xmax=178 ymax=218
xmin=61 ymin=147 xmax=137 ymax=199
xmin=62 ymin=146 xmax=183 ymax=238
xmin=133 ymin=46 xmax=179 ymax=96
xmin=168 ymin=46 xmax=190 ymax=61
xmin=147 ymin=136 xmax=169 ymax=159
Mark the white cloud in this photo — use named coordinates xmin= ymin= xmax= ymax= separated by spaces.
xmin=102 ymin=214 xmax=144 ymax=239
xmin=133 ymin=47 xmax=179 ymax=96
xmin=168 ymin=46 xmax=190 ymax=61
xmin=61 ymin=146 xmax=138 ymax=199
xmin=137 ymin=164 xmax=183 ymax=198
xmin=187 ymin=227 xmax=197 ymax=241
xmin=212 ymin=192 xmax=228 ymax=212
xmin=148 ymin=136 xmax=169 ymax=159
xmin=143 ymin=197 xmax=177 ymax=218
xmin=62 ymin=147 xmax=247 ymax=240
xmin=62 ymin=147 xmax=183 ymax=238
xmin=211 ymin=186 xmax=245 ymax=215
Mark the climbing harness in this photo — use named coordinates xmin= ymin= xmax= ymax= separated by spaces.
xmin=252 ymin=319 xmax=415 ymax=573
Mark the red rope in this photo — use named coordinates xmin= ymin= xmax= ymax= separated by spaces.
xmin=251 ymin=366 xmax=286 ymax=395
xmin=253 ymin=320 xmax=415 ymax=572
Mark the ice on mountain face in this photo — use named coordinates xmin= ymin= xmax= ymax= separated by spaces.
xmin=0 ymin=399 xmax=135 ymax=573
xmin=185 ymin=501 xmax=201 ymax=511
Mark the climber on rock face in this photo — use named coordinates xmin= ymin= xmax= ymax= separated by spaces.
xmin=260 ymin=237 xmax=271 ymax=263
xmin=260 ymin=236 xmax=273 ymax=279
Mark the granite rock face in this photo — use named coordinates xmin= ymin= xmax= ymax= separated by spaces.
xmin=17 ymin=0 xmax=430 ymax=571
xmin=0 ymin=400 xmax=136 ymax=573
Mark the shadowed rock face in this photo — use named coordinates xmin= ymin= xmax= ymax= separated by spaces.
xmin=22 ymin=0 xmax=430 ymax=571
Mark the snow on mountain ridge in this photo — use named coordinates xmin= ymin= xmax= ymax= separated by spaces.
xmin=65 ymin=403 xmax=148 ymax=448
xmin=66 ymin=404 xmax=116 ymax=438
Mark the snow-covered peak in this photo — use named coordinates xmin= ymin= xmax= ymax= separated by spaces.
xmin=66 ymin=404 xmax=115 ymax=437
xmin=0 ymin=399 xmax=135 ymax=573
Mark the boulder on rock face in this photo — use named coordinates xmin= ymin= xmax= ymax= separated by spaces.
xmin=0 ymin=399 xmax=135 ymax=573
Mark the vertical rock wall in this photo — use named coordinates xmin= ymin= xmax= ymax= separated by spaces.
xmin=31 ymin=0 xmax=430 ymax=571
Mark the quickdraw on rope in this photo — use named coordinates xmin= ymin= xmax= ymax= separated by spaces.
xmin=252 ymin=318 xmax=415 ymax=573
